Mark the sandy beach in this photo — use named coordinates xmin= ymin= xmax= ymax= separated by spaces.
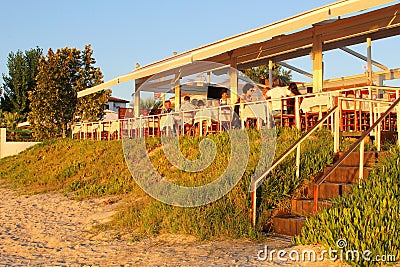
xmin=0 ymin=187 xmax=361 ymax=266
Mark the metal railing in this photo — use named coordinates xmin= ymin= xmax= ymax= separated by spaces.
xmin=313 ymin=96 xmax=400 ymax=212
xmin=250 ymin=95 xmax=400 ymax=226
xmin=71 ymin=85 xmax=400 ymax=140
xmin=250 ymin=107 xmax=339 ymax=227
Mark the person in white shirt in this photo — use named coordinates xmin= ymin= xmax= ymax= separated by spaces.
xmin=265 ymin=86 xmax=294 ymax=115
xmin=180 ymin=96 xmax=197 ymax=134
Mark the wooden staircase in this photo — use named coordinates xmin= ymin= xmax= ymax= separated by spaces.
xmin=271 ymin=151 xmax=383 ymax=236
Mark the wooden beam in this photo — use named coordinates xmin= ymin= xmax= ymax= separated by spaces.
xmin=340 ymin=47 xmax=388 ymax=70
xmin=277 ymin=61 xmax=313 ymax=78
xmin=305 ymin=68 xmax=400 ymax=89
xmin=78 ymin=1 xmax=398 ymax=97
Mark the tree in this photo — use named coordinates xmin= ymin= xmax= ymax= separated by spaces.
xmin=74 ymin=44 xmax=109 ymax=122
xmin=244 ymin=64 xmax=292 ymax=86
xmin=29 ymin=45 xmax=108 ymax=139
xmin=1 ymin=47 xmax=42 ymax=118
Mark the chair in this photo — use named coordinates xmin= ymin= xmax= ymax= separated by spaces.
xmin=218 ymin=106 xmax=232 ymax=131
xmin=181 ymin=110 xmax=195 ymax=136
xmin=242 ymin=103 xmax=266 ymax=130
xmin=300 ymin=96 xmax=331 ymax=131
xmin=340 ymin=97 xmax=358 ymax=132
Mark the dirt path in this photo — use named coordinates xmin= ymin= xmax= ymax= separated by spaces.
xmin=0 ymin=187 xmax=353 ymax=266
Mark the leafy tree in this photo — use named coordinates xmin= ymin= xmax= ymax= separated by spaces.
xmin=29 ymin=45 xmax=107 ymax=139
xmin=74 ymin=44 xmax=109 ymax=122
xmin=1 ymin=47 xmax=42 ymax=118
xmin=244 ymin=64 xmax=292 ymax=86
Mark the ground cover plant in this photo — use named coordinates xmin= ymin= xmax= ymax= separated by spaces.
xmin=295 ymin=146 xmax=400 ymax=266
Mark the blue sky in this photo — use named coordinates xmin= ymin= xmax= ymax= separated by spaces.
xmin=1 ymin=0 xmax=399 ymax=101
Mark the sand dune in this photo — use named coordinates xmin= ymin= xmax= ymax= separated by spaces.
xmin=0 ymin=187 xmax=367 ymax=266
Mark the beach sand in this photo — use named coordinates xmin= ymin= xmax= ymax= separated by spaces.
xmin=0 ymin=187 xmax=387 ymax=266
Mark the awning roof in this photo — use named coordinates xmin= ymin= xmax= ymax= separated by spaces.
xmin=78 ymin=0 xmax=398 ymax=98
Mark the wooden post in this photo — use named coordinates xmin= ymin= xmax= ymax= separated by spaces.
xmin=296 ymin=145 xmax=301 ymax=179
xmin=359 ymin=138 xmax=365 ymax=182
xmin=252 ymin=184 xmax=257 ymax=227
xmin=295 ymin=96 xmax=301 ymax=130
xmin=334 ymin=108 xmax=340 ymax=153
xmin=229 ymin=60 xmax=238 ymax=105
xmin=311 ymin=34 xmax=323 ymax=93
xmin=367 ymin=38 xmax=373 ymax=85
xmin=268 ymin=60 xmax=273 ymax=88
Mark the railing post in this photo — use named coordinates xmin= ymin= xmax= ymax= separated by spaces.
xmin=377 ymin=103 xmax=381 ymax=151
xmin=359 ymin=138 xmax=365 ymax=182
xmin=251 ymin=183 xmax=257 ymax=227
xmin=313 ymin=184 xmax=319 ymax=213
xmin=397 ymin=102 xmax=400 ymax=147
xmin=334 ymin=108 xmax=340 ymax=153
xmin=139 ymin=116 xmax=143 ymax=138
xmin=296 ymin=145 xmax=301 ymax=179
xmin=295 ymin=96 xmax=301 ymax=130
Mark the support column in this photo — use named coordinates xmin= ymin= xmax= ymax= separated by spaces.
xmin=229 ymin=58 xmax=238 ymax=105
xmin=134 ymin=80 xmax=140 ymax=117
xmin=0 ymin=128 xmax=5 ymax=158
xmin=312 ymin=34 xmax=323 ymax=93
xmin=367 ymin=37 xmax=373 ymax=85
xmin=268 ymin=60 xmax=273 ymax=87
xmin=174 ymin=82 xmax=181 ymax=111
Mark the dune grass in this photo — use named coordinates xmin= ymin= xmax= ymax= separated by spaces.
xmin=0 ymin=128 xmax=335 ymax=240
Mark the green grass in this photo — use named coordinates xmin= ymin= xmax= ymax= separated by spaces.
xmin=0 ymin=128 xmax=335 ymax=240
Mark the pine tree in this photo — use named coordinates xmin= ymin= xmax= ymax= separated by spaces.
xmin=1 ymin=47 xmax=42 ymax=118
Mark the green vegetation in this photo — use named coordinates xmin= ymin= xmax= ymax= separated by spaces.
xmin=29 ymin=44 xmax=108 ymax=140
xmin=243 ymin=64 xmax=292 ymax=85
xmin=295 ymin=146 xmax=400 ymax=266
xmin=0 ymin=128 xmax=334 ymax=240
xmin=0 ymin=47 xmax=42 ymax=118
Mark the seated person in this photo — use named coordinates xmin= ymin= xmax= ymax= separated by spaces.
xmin=220 ymin=90 xmax=229 ymax=105
xmin=197 ymin=99 xmax=205 ymax=109
xmin=161 ymin=100 xmax=173 ymax=114
xmin=286 ymin=83 xmax=302 ymax=114
xmin=241 ymin=83 xmax=255 ymax=102
xmin=180 ymin=95 xmax=197 ymax=111
xmin=265 ymin=84 xmax=295 ymax=115
xmin=180 ymin=96 xmax=197 ymax=134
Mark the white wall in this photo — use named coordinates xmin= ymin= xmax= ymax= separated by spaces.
xmin=0 ymin=128 xmax=40 ymax=159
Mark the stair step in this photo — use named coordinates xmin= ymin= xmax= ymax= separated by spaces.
xmin=291 ymin=199 xmax=331 ymax=217
xmin=334 ymin=151 xmax=385 ymax=167
xmin=324 ymin=166 xmax=371 ymax=183
xmin=272 ymin=215 xmax=305 ymax=236
xmin=302 ymin=182 xmax=354 ymax=199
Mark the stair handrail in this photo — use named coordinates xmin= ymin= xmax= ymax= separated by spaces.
xmin=313 ymin=97 xmax=400 ymax=212
xmin=251 ymin=106 xmax=338 ymax=226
